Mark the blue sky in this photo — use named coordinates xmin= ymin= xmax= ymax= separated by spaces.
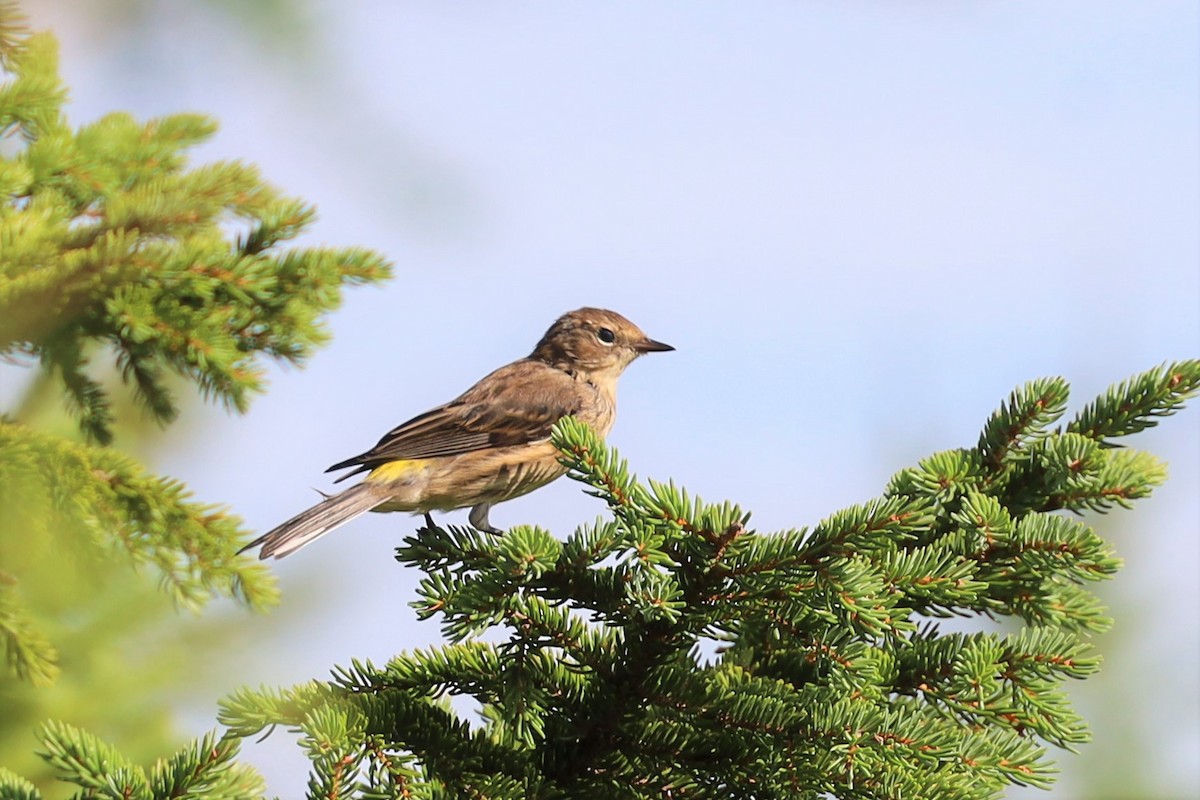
xmin=22 ymin=2 xmax=1200 ymax=796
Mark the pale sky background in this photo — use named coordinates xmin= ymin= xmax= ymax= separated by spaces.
xmin=18 ymin=2 xmax=1200 ymax=797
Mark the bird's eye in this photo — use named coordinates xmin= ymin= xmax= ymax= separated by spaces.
xmin=596 ymin=327 xmax=616 ymax=344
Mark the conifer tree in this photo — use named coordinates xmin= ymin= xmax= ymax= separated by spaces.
xmin=5 ymin=360 xmax=1196 ymax=799
xmin=210 ymin=362 xmax=1197 ymax=800
xmin=2 ymin=5 xmax=1198 ymax=800
xmin=0 ymin=1 xmax=388 ymax=787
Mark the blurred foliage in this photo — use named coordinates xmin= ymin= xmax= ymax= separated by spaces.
xmin=0 ymin=2 xmax=390 ymax=794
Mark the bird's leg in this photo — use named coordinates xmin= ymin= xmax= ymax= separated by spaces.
xmin=468 ymin=503 xmax=503 ymax=536
xmin=421 ymin=512 xmax=436 ymax=531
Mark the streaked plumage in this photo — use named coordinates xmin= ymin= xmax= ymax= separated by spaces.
xmin=241 ymin=308 xmax=672 ymax=559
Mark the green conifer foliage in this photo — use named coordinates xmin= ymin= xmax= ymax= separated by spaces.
xmin=0 ymin=722 xmax=264 ymax=800
xmin=1 ymin=2 xmax=387 ymax=788
xmin=207 ymin=361 xmax=1194 ymax=799
xmin=0 ymin=0 xmax=388 ymax=693
xmin=1 ymin=2 xmax=387 ymax=784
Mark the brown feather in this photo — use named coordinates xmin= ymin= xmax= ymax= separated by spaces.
xmin=326 ymin=360 xmax=586 ymax=479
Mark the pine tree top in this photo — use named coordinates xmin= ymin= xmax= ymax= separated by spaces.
xmin=209 ymin=361 xmax=1197 ymax=799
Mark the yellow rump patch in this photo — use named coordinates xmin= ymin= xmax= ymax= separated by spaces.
xmin=366 ymin=459 xmax=428 ymax=483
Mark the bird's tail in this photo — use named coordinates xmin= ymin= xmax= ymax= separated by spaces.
xmin=240 ymin=482 xmax=388 ymax=560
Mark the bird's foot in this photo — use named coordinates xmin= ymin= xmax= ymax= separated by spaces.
xmin=468 ymin=503 xmax=504 ymax=536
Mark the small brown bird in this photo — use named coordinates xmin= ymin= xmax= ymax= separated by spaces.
xmin=241 ymin=308 xmax=673 ymax=559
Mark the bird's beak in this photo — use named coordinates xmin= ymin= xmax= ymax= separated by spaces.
xmin=635 ymin=337 xmax=675 ymax=354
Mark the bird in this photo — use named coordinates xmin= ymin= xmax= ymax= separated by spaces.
xmin=240 ymin=308 xmax=673 ymax=559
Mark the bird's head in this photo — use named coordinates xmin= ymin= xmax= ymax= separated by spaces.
xmin=531 ymin=308 xmax=674 ymax=376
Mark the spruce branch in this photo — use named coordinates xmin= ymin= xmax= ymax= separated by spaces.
xmin=0 ymin=14 xmax=392 ymax=439
xmin=0 ymin=768 xmax=40 ymax=800
xmin=35 ymin=719 xmax=149 ymax=796
xmin=0 ymin=578 xmax=59 ymax=687
xmin=208 ymin=367 xmax=1196 ymax=798
xmin=24 ymin=721 xmax=263 ymax=800
xmin=1067 ymin=360 xmax=1200 ymax=443
xmin=0 ymin=420 xmax=280 ymax=619
xmin=978 ymin=377 xmax=1070 ymax=469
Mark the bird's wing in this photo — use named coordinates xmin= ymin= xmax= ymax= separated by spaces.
xmin=326 ymin=360 xmax=585 ymax=480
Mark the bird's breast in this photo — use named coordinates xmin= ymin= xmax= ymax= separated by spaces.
xmin=574 ymin=378 xmax=618 ymax=438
